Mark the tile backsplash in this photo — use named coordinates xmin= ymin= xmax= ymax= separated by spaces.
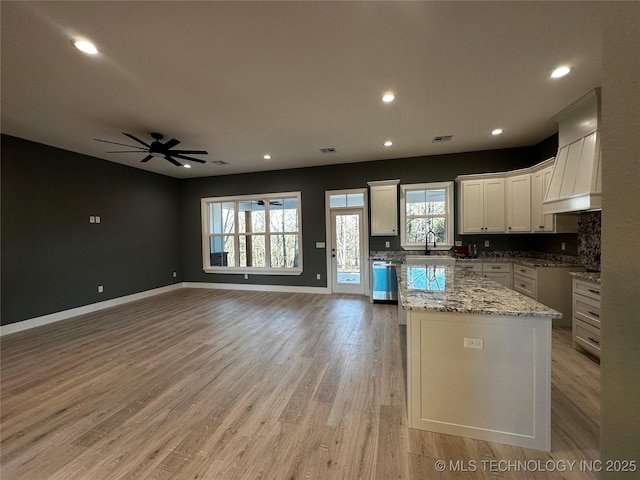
xmin=577 ymin=211 xmax=601 ymax=271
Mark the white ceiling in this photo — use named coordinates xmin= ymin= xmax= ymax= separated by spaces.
xmin=1 ymin=1 xmax=602 ymax=179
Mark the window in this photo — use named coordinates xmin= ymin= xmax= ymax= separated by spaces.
xmin=328 ymin=192 xmax=365 ymax=208
xmin=202 ymin=192 xmax=302 ymax=274
xmin=400 ymin=182 xmax=454 ymax=250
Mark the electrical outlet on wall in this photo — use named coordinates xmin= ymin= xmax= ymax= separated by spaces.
xmin=172 ymin=271 xmax=177 ymax=278
xmin=561 ymin=242 xmax=566 ymax=251
xmin=316 ymin=273 xmax=321 ymax=280
xmin=97 ymin=285 xmax=104 ymax=293
xmin=484 ymin=240 xmax=490 ymax=247
xmin=385 ymin=241 xmax=390 ymax=248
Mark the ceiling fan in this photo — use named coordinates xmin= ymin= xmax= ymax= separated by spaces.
xmin=95 ymin=132 xmax=208 ymax=166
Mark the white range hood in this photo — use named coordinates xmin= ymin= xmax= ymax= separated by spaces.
xmin=543 ymin=89 xmax=602 ymax=214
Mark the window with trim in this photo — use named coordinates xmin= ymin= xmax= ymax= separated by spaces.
xmin=201 ymin=192 xmax=302 ymax=274
xmin=400 ymin=182 xmax=454 ymax=250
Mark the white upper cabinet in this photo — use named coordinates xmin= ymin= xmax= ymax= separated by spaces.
xmin=368 ymin=180 xmax=399 ymax=236
xmin=532 ymin=163 xmax=578 ymax=233
xmin=506 ymin=174 xmax=532 ymax=232
xmin=457 ymin=158 xmax=577 ymax=235
xmin=459 ymin=178 xmax=505 ymax=234
xmin=532 ymin=166 xmax=555 ymax=232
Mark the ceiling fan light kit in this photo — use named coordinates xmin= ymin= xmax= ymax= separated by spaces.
xmin=95 ymin=132 xmax=209 ymax=167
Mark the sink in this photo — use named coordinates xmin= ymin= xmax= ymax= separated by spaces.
xmin=405 ymin=255 xmax=456 ymax=265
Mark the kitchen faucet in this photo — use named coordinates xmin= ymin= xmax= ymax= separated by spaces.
xmin=425 ymin=230 xmax=437 ymax=255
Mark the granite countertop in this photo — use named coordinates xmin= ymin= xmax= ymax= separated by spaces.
xmin=457 ymin=256 xmax=576 ymax=267
xmin=397 ymin=264 xmax=561 ymax=318
xmin=570 ymin=271 xmax=602 ymax=283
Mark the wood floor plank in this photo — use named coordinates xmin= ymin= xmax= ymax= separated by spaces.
xmin=1 ymin=289 xmax=600 ymax=479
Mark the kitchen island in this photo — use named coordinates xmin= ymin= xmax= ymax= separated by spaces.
xmin=399 ymin=263 xmax=561 ymax=451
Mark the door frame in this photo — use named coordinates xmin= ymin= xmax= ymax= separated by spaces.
xmin=325 ymin=189 xmax=369 ymax=295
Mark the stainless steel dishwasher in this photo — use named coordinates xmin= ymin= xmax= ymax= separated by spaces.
xmin=370 ymin=260 xmax=399 ymax=303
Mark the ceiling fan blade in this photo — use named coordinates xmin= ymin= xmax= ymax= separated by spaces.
xmin=140 ymin=155 xmax=154 ymax=162
xmin=123 ymin=132 xmax=150 ymax=148
xmin=95 ymin=138 xmax=147 ymax=150
xmin=163 ymin=138 xmax=180 ymax=149
xmin=172 ymin=154 xmax=207 ymax=164
xmin=169 ymin=149 xmax=208 ymax=155
xmin=165 ymin=156 xmax=182 ymax=167
xmin=106 ymin=150 xmax=148 ymax=153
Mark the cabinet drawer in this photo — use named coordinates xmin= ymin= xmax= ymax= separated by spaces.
xmin=573 ymin=294 xmax=601 ymax=329
xmin=574 ymin=320 xmax=601 ymax=357
xmin=458 ymin=262 xmax=482 ymax=272
xmin=513 ymin=264 xmax=537 ymax=279
xmin=513 ymin=273 xmax=536 ymax=299
xmin=483 ymin=272 xmax=512 ymax=289
xmin=482 ymin=262 xmax=511 ymax=273
xmin=573 ymin=279 xmax=601 ymax=301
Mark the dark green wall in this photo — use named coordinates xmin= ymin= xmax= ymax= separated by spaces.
xmin=2 ymin=133 xmax=572 ymax=325
xmin=179 ymin=146 xmax=543 ymax=287
xmin=1 ymin=135 xmax=181 ymax=325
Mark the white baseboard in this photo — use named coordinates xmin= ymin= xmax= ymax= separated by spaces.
xmin=1 ymin=282 xmax=331 ymax=337
xmin=0 ymin=284 xmax=182 ymax=337
xmin=182 ymin=282 xmax=331 ymax=295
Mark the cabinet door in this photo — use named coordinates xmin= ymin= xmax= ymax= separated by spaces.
xmin=461 ymin=180 xmax=485 ymax=233
xmin=483 ymin=178 xmax=506 ymax=233
xmin=531 ymin=170 xmax=546 ymax=231
xmin=541 ymin=166 xmax=555 ymax=231
xmin=370 ymin=184 xmax=398 ymax=235
xmin=506 ymin=174 xmax=531 ymax=232
xmin=533 ymin=166 xmax=559 ymax=232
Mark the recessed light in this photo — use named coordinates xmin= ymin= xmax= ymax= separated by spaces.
xmin=550 ymin=66 xmax=571 ymax=78
xmin=73 ymin=39 xmax=99 ymax=55
xmin=263 ymin=154 xmax=271 ymax=160
xmin=382 ymin=92 xmax=395 ymax=103
xmin=491 ymin=128 xmax=504 ymax=136
xmin=183 ymin=164 xmax=191 ymax=169
xmin=384 ymin=140 xmax=393 ymax=147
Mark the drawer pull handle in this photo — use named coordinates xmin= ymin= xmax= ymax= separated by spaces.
xmin=587 ymin=336 xmax=600 ymax=345
xmin=520 ymin=269 xmax=526 ymax=273
xmin=587 ymin=310 xmax=600 ymax=318
xmin=490 ymin=266 xmax=501 ymax=269
xmin=520 ymin=284 xmax=527 ymax=288
xmin=588 ymin=289 xmax=600 ymax=295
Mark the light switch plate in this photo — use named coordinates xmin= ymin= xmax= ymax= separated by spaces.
xmin=464 ymin=337 xmax=484 ymax=349
xmin=95 ymin=216 xmax=101 ymax=224
xmin=90 ymin=216 xmax=95 ymax=223
xmin=315 ymin=242 xmax=326 ymax=248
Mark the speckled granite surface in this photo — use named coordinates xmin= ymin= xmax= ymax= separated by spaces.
xmin=570 ymin=271 xmax=601 ymax=284
xmin=371 ymin=250 xmax=581 ymax=266
xmin=397 ymin=264 xmax=561 ymax=318
xmin=577 ymin=211 xmax=601 ymax=271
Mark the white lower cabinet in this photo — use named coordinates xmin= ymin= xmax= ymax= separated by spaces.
xmin=572 ymin=278 xmax=601 ymax=358
xmin=513 ymin=264 xmax=585 ymax=327
xmin=457 ymin=261 xmax=513 ymax=290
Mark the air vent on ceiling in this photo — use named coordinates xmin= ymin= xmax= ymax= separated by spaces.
xmin=432 ymin=135 xmax=453 ymax=143
xmin=211 ymin=160 xmax=229 ymax=165
xmin=320 ymin=147 xmax=337 ymax=154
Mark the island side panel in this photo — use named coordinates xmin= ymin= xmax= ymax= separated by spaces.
xmin=407 ymin=310 xmax=551 ymax=451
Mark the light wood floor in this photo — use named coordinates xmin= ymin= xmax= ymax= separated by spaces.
xmin=1 ymin=289 xmax=600 ymax=479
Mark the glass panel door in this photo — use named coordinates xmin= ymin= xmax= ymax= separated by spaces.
xmin=331 ymin=209 xmax=364 ymax=294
